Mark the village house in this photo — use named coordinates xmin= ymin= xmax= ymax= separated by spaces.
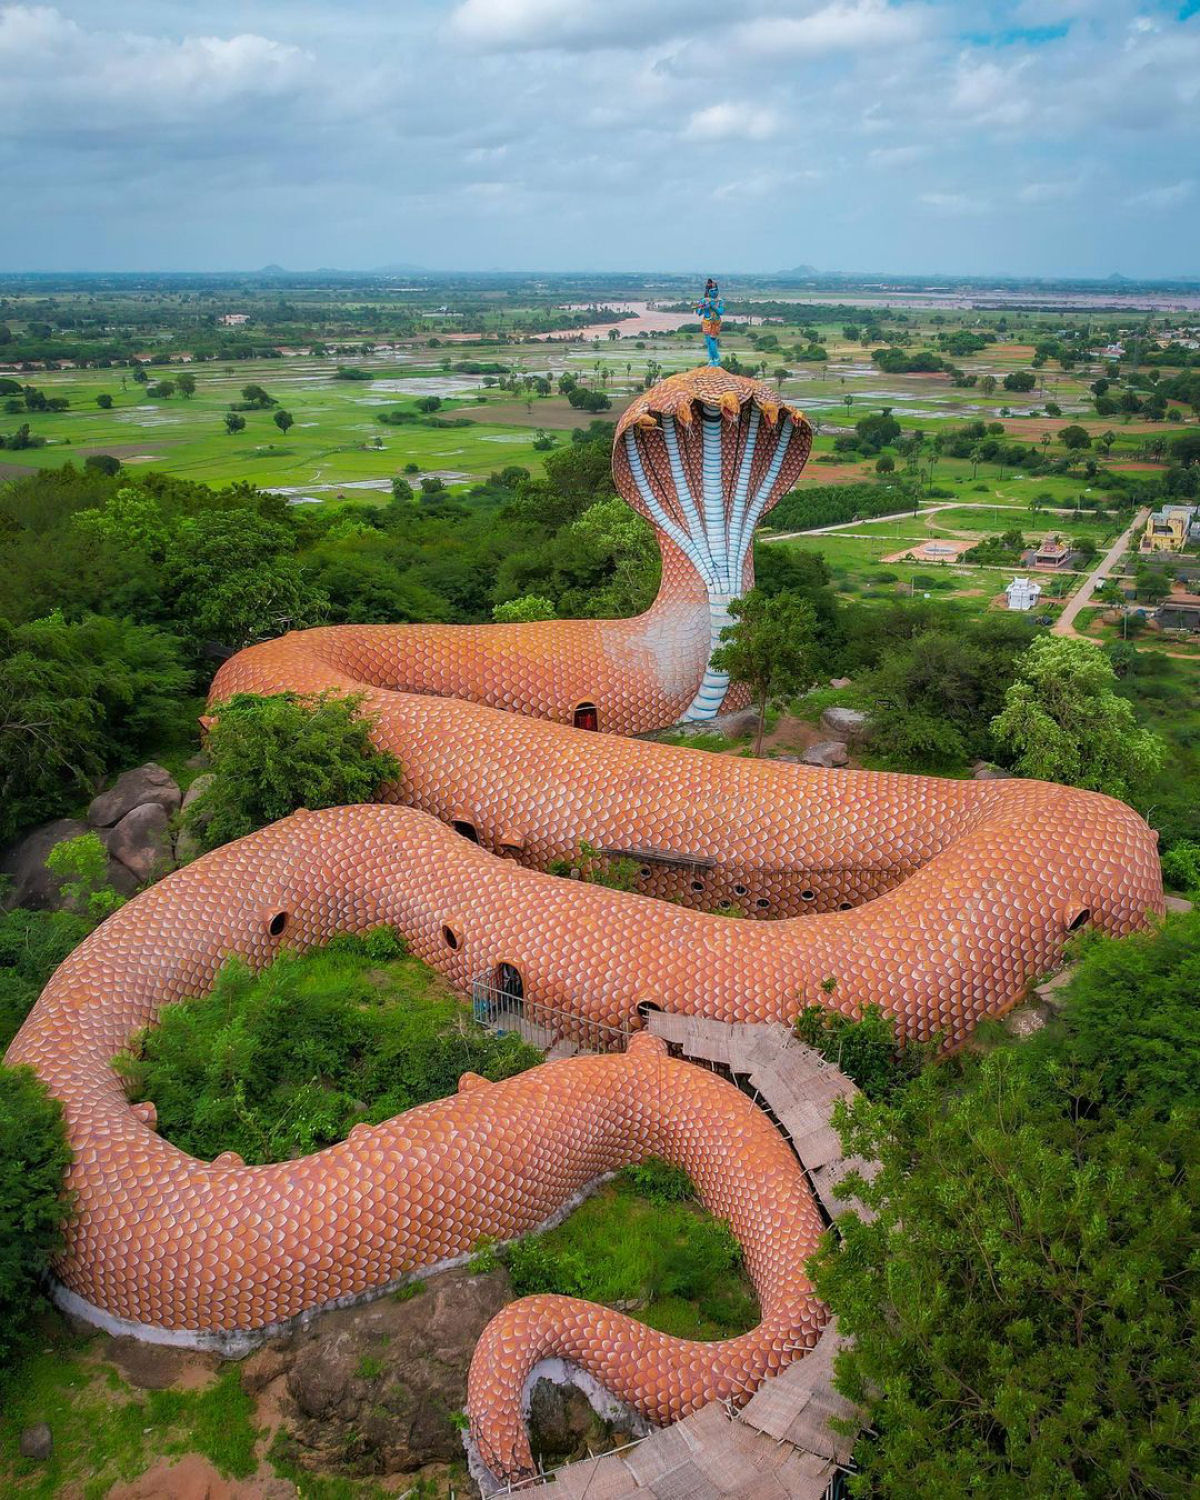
xmin=1140 ymin=505 xmax=1198 ymax=555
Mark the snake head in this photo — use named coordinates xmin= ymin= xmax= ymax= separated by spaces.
xmin=613 ymin=367 xmax=812 ymax=595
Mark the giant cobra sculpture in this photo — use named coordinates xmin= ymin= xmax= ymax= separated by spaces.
xmin=6 ymin=369 xmax=1163 ymax=1486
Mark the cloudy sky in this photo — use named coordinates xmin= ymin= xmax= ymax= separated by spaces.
xmin=1 ymin=0 xmax=1197 ymax=277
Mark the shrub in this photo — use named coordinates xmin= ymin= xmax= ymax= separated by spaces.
xmin=793 ymin=1003 xmax=933 ymax=1100
xmin=0 ymin=1066 xmax=73 ymax=1366
xmin=120 ymin=934 xmax=540 ymax=1164
xmin=186 ymin=692 xmax=400 ymax=851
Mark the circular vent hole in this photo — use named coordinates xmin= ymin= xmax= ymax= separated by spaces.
xmin=690 ymin=880 xmax=705 ymax=893
xmin=734 ymin=884 xmax=748 ymax=896
xmin=801 ymin=889 xmax=817 ymax=902
xmin=838 ymin=901 xmax=853 ymax=911
xmin=640 ymin=866 xmax=652 ymax=878
xmin=756 ymin=898 xmax=771 ymax=910
xmin=441 ymin=924 xmax=461 ymax=951
xmin=268 ymin=911 xmax=288 ymax=937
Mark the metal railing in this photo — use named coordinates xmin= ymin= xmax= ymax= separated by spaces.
xmin=470 ymin=978 xmax=631 ymax=1056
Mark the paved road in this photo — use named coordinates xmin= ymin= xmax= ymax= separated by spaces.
xmin=763 ymin=498 xmax=1101 ymax=545
xmin=1052 ymin=507 xmax=1148 ymax=639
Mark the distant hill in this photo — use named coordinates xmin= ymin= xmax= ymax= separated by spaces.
xmin=778 ymin=264 xmax=819 ymax=277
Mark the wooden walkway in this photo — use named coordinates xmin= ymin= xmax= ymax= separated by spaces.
xmin=499 ymin=1018 xmax=871 ymax=1498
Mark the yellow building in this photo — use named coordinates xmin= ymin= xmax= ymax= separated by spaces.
xmin=1140 ymin=505 xmax=1197 ymax=554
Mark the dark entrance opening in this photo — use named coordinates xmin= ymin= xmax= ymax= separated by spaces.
xmin=495 ymin=962 xmax=524 ymax=1002
xmin=573 ymin=702 xmax=599 ymax=732
xmin=452 ymin=819 xmax=480 ymax=844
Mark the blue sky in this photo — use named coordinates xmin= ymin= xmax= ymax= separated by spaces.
xmin=1 ymin=1 xmax=1197 ymax=277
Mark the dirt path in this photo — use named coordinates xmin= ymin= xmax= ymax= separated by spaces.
xmin=1052 ymin=508 xmax=1148 ymax=639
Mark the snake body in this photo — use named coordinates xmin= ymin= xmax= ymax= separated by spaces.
xmin=5 ymin=369 xmax=1162 ymax=1484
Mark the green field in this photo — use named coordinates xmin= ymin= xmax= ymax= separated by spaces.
xmin=5 ymin=306 xmax=1191 ymax=502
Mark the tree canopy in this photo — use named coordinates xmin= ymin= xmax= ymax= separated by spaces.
xmin=991 ymin=636 xmax=1165 ymax=800
xmin=811 ymin=911 xmax=1200 ymax=1499
xmin=185 ymin=692 xmax=401 ymax=851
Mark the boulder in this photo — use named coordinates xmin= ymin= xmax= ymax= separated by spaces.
xmin=802 ymin=740 xmax=850 ymax=768
xmin=19 ymin=1424 xmax=52 ymax=1462
xmin=283 ymin=1266 xmax=510 ymax=1475
xmin=830 ymin=677 xmax=852 ymax=690
xmin=528 ymin=1379 xmax=624 ymax=1467
xmin=820 ymin=707 xmax=873 ymax=743
xmin=88 ymin=763 xmax=181 ymax=829
xmin=104 ymin=804 xmax=173 ymax=882
xmin=181 ymin=773 xmax=214 ymax=813
xmin=706 ymin=706 xmax=759 ymax=740
xmin=0 ymin=818 xmax=138 ymax=912
xmin=972 ymin=761 xmax=1013 ymax=781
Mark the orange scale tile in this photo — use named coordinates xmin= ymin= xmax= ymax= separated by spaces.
xmin=6 ymin=368 xmax=1166 ymax=1483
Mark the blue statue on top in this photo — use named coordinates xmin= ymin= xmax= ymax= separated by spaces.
xmin=696 ymin=278 xmax=724 ymax=366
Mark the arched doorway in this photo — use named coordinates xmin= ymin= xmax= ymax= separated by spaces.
xmin=573 ymin=701 xmax=599 ymax=732
xmin=495 ymin=962 xmax=523 ymax=1002
xmin=451 ymin=818 xmax=480 ymax=844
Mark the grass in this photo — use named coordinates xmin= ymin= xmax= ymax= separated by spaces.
xmin=10 ymin=325 xmax=1190 ymax=504
xmin=0 ymin=1333 xmax=259 ymax=1498
xmin=506 ymin=1161 xmax=760 ymax=1342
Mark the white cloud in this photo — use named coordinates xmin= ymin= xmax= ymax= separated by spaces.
xmin=948 ymin=57 xmax=1033 ymax=127
xmin=447 ymin=0 xmax=716 ymax=51
xmin=0 ymin=5 xmax=313 ymax=125
xmin=714 ymin=168 xmax=822 ymax=200
xmin=1124 ymin=179 xmax=1194 ymax=209
xmin=867 ymin=144 xmax=927 ymax=167
xmin=919 ymin=191 xmax=989 ymax=215
xmin=732 ymin=0 xmax=931 ymax=57
xmin=684 ymin=103 xmax=780 ymax=141
xmin=1018 ymin=179 xmax=1080 ymax=203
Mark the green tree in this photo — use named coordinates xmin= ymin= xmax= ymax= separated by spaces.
xmin=492 ymin=594 xmax=555 ymax=623
xmin=710 ymin=590 xmax=818 ymax=755
xmin=866 ymin=618 xmax=1033 ymax=772
xmin=185 ymin=692 xmax=401 ymax=851
xmin=991 ymin=636 xmax=1165 ymax=799
xmin=810 ymin=1017 xmax=1199 ymax=1497
xmin=96 ymin=393 xmax=113 ymax=410
xmin=0 ymin=613 xmax=191 ymax=843
xmin=45 ymin=832 xmax=126 ymax=922
xmin=176 ymin=373 xmax=197 ymax=398
xmin=224 ymin=412 xmax=246 ymax=435
xmin=1003 ymin=370 xmax=1036 ymax=392
xmin=1161 ymin=839 xmax=1200 ymax=896
xmin=1059 ymin=424 xmax=1092 ymax=450
xmin=240 ymin=384 xmax=274 ymax=409
xmin=273 ymin=409 xmax=294 ymax=435
xmin=0 ymin=1067 xmax=73 ymax=1367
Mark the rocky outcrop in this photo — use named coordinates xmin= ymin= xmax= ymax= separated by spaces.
xmin=181 ymin=774 xmax=214 ymax=813
xmin=801 ymin=740 xmax=849 ymax=768
xmin=0 ymin=818 xmax=138 ymax=911
xmin=269 ymin=1267 xmax=511 ymax=1478
xmin=819 ymin=707 xmax=872 ymax=743
xmin=972 ymin=762 xmax=1013 ymax=781
xmin=88 ymin=764 xmax=181 ymax=829
xmin=104 ymin=804 xmax=172 ymax=883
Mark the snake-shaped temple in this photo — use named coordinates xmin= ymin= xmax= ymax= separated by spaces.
xmin=4 ymin=368 xmax=1164 ymax=1487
